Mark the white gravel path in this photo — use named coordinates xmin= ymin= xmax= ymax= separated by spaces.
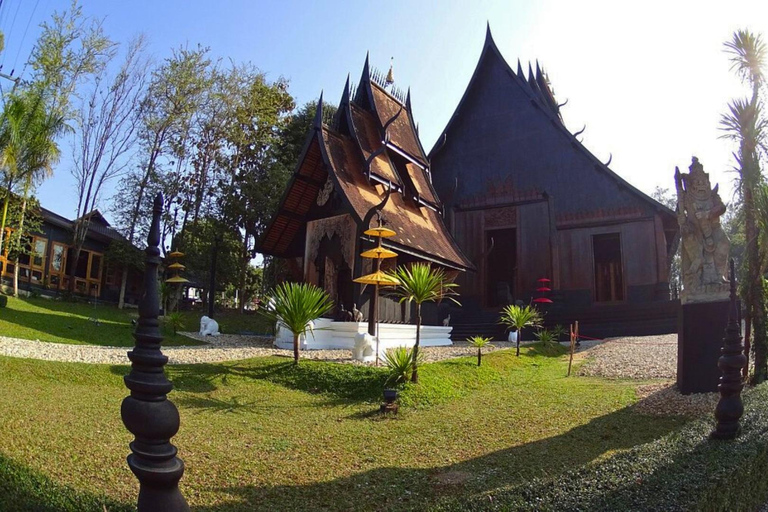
xmin=0 ymin=332 xmax=519 ymax=366
xmin=578 ymin=334 xmax=677 ymax=379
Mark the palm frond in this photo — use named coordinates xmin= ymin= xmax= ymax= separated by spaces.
xmin=498 ymin=304 xmax=543 ymax=331
xmin=259 ymin=281 xmax=333 ymax=336
xmin=387 ymin=262 xmax=460 ymax=306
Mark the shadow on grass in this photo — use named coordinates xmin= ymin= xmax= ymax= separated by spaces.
xmin=187 ymin=406 xmax=684 ymax=512
xmin=111 ymin=358 xmax=391 ymax=405
xmin=0 ymin=452 xmax=131 ymax=512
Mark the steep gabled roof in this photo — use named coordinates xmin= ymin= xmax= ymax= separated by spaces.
xmin=259 ymin=84 xmax=473 ymax=271
xmin=429 ymin=24 xmax=675 ymax=220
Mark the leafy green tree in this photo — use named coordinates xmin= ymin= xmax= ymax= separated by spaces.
xmin=111 ymin=44 xmax=213 ymax=308
xmin=721 ymin=29 xmax=768 ymax=383
xmin=260 ymin=282 xmax=333 ymax=363
xmin=467 ymin=336 xmax=493 ymax=367
xmin=389 ymin=263 xmax=459 ymax=383
xmin=218 ymin=65 xmax=294 ymax=313
xmin=499 ymin=304 xmax=543 ymax=357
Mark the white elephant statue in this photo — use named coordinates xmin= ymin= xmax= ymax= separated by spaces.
xmin=353 ymin=332 xmax=376 ymax=362
xmin=199 ymin=315 xmax=221 ymax=336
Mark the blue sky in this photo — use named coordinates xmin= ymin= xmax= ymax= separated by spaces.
xmin=1 ymin=0 xmax=767 ymax=223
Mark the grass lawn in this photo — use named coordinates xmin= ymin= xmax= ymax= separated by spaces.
xmin=0 ymin=344 xmax=687 ymax=511
xmin=0 ymin=296 xmax=272 ymax=346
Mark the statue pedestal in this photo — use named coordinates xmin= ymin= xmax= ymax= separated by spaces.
xmin=677 ymin=300 xmax=731 ymax=394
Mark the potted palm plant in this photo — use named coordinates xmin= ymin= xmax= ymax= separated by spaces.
xmin=499 ymin=304 xmax=543 ymax=356
xmin=389 ymin=263 xmax=459 ymax=383
xmin=260 ymin=282 xmax=333 ymax=363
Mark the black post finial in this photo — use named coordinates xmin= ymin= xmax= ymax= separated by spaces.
xmin=121 ymin=192 xmax=189 ymax=510
xmin=712 ymin=258 xmax=747 ymax=440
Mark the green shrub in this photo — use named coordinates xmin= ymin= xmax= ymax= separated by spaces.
xmin=165 ymin=311 xmax=185 ymax=335
xmin=383 ymin=346 xmax=422 ymax=386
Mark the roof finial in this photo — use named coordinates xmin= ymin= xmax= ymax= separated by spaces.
xmin=385 ymin=57 xmax=394 ymax=86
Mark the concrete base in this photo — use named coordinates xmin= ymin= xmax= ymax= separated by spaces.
xmin=677 ymin=300 xmax=730 ymax=394
xmin=274 ymin=318 xmax=453 ymax=357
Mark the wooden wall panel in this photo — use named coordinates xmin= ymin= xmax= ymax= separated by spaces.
xmin=556 ymin=219 xmax=658 ymax=292
xmin=516 ymin=202 xmax=551 ymax=294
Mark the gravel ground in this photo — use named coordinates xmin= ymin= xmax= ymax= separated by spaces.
xmin=577 ymin=333 xmax=722 ymax=417
xmin=578 ymin=334 xmax=677 ymax=379
xmin=0 ymin=332 xmax=518 ymax=365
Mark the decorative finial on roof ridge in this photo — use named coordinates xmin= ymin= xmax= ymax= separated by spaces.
xmin=406 ymin=87 xmax=412 ymax=110
xmin=517 ymin=59 xmax=525 ymax=80
xmin=385 ymin=57 xmax=394 ymax=86
xmin=485 ymin=21 xmax=493 ymax=42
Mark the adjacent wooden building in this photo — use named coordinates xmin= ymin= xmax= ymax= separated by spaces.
xmin=259 ymin=57 xmax=473 ymax=325
xmin=0 ymin=208 xmax=143 ymax=304
xmin=429 ymin=27 xmax=679 ymax=336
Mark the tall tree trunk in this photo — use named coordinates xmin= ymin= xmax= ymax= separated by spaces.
xmin=477 ymin=348 xmax=482 ymax=367
xmin=293 ymin=333 xmax=300 ymax=364
xmin=0 ymin=178 xmax=15 ymax=258
xmin=746 ymin=181 xmax=768 ymax=383
xmin=238 ymin=241 xmax=249 ymax=314
xmin=12 ymin=182 xmax=30 ymax=297
xmin=411 ymin=303 xmax=422 ymax=383
xmin=118 ymin=267 xmax=129 ymax=309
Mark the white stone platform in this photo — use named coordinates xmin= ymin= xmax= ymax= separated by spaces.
xmin=274 ymin=318 xmax=453 ymax=354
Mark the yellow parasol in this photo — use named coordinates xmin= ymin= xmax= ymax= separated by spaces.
xmin=165 ymin=275 xmax=190 ymax=284
xmin=353 ymin=270 xmax=400 ymax=286
xmin=168 ymin=250 xmax=185 ymax=259
xmin=363 ymin=226 xmax=396 ymax=238
xmin=359 ymin=247 xmax=398 ymax=259
xmin=167 ymin=262 xmax=186 ymax=270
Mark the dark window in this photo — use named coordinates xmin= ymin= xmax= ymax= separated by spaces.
xmin=75 ymin=250 xmax=90 ymax=278
xmin=90 ymin=254 xmax=102 ymax=280
xmin=593 ymin=233 xmax=624 ymax=302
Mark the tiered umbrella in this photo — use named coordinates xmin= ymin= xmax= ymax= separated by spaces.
xmin=165 ymin=251 xmax=189 ymax=312
xmin=354 ymin=224 xmax=399 ymax=365
xmin=532 ymin=277 xmax=552 ymax=304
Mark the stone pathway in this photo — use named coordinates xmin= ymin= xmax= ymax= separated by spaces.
xmin=0 ymin=332 xmax=519 ymax=365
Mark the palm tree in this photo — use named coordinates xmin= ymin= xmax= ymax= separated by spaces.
xmin=721 ymin=29 xmax=768 ymax=383
xmin=389 ymin=263 xmax=459 ymax=383
xmin=466 ymin=336 xmax=493 ymax=366
xmin=0 ymin=91 xmax=67 ymax=259
xmin=499 ymin=304 xmax=543 ymax=357
xmin=260 ymin=282 xmax=333 ymax=363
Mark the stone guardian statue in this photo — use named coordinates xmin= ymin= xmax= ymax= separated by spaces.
xmin=674 ymin=157 xmax=730 ymax=303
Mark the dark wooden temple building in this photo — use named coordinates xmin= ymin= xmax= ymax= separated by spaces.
xmin=259 ymin=57 xmax=473 ymax=325
xmin=429 ymin=27 xmax=680 ymax=337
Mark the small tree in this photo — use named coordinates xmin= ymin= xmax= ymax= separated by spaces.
xmin=499 ymin=304 xmax=543 ymax=356
xmin=260 ymin=282 xmax=333 ymax=363
xmin=466 ymin=336 xmax=493 ymax=366
xmin=389 ymin=263 xmax=459 ymax=383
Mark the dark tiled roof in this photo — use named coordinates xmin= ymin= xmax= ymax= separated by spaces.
xmin=348 ymin=103 xmax=402 ymax=185
xmin=370 ymin=82 xmax=427 ymax=165
xmin=321 ymin=127 xmax=473 ymax=270
xmin=259 ymin=137 xmax=326 ymax=255
xmin=40 ymin=207 xmax=129 ymax=244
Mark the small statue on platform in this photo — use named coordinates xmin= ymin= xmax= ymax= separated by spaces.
xmin=199 ymin=315 xmax=221 ymax=336
xmin=442 ymin=314 xmax=451 ymax=327
xmin=674 ymin=157 xmax=730 ymax=303
xmin=352 ymin=303 xmax=363 ymax=322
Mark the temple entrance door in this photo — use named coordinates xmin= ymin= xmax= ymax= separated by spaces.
xmin=486 ymin=228 xmax=517 ymax=307
xmin=315 ymin=234 xmax=353 ymax=316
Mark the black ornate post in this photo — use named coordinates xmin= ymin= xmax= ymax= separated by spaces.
xmin=711 ymin=259 xmax=747 ymax=440
xmin=121 ymin=193 xmax=189 ymax=510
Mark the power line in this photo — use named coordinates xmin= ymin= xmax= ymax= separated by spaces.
xmin=12 ymin=0 xmax=40 ymax=77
